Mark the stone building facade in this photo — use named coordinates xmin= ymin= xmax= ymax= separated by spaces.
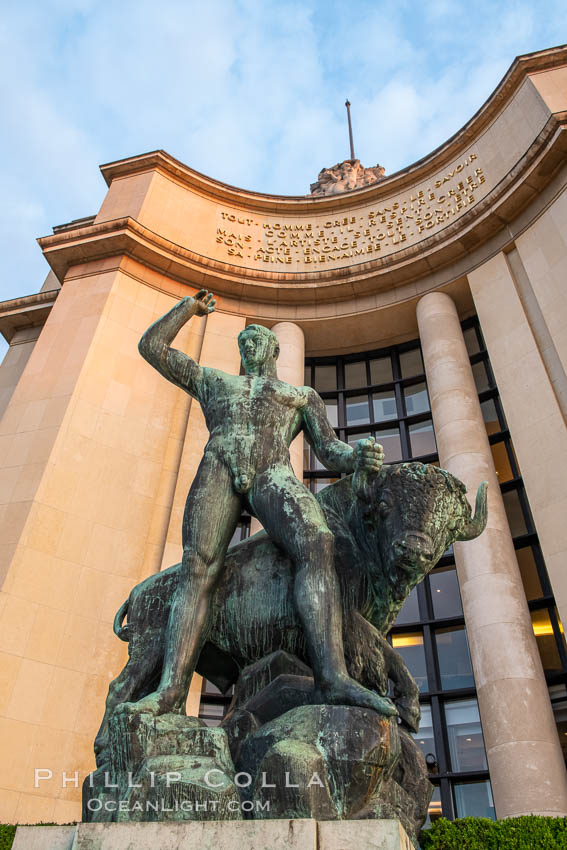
xmin=1 ymin=46 xmax=567 ymax=824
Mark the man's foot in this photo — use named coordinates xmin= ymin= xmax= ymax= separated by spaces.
xmin=314 ymin=674 xmax=398 ymax=718
xmin=116 ymin=690 xmax=182 ymax=718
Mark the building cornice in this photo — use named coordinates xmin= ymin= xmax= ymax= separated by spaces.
xmin=0 ymin=290 xmax=59 ymax=343
xmin=38 ymin=116 xmax=567 ymax=308
xmin=98 ymin=46 xmax=567 ymax=213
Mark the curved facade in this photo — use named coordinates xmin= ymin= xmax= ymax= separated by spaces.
xmin=0 ymin=46 xmax=567 ymax=823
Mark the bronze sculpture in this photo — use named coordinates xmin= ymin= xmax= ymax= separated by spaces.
xmin=85 ymin=289 xmax=488 ymax=839
xmin=95 ymin=461 xmax=487 ymax=758
xmin=130 ymin=289 xmax=396 ymax=719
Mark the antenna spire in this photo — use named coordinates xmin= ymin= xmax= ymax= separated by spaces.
xmin=345 ymin=99 xmax=355 ymax=162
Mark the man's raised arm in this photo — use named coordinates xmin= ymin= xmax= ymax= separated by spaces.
xmin=138 ymin=289 xmax=216 ymax=397
xmin=302 ymin=388 xmax=384 ymax=474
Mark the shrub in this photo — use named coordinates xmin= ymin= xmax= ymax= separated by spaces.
xmin=420 ymin=815 xmax=567 ymax=849
xmin=0 ymin=825 xmax=16 ymax=850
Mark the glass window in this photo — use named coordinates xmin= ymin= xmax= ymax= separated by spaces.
xmin=481 ymin=398 xmax=500 ymax=435
xmin=463 ymin=326 xmax=481 ymax=356
xmin=228 ymin=523 xmax=245 ymax=548
xmin=471 ymin=361 xmax=491 ymax=393
xmin=531 ymin=609 xmax=563 ymax=673
xmin=346 ymin=395 xmax=370 ymax=425
xmin=516 ymin=546 xmax=543 ymax=600
xmin=423 ymin=785 xmax=442 ymax=828
xmin=508 ymin=437 xmax=518 ymax=468
xmin=391 ymin=632 xmax=429 ymax=692
xmin=303 ymin=366 xmax=312 ymax=386
xmin=454 ymin=780 xmax=495 ymax=819
xmin=370 ymin=356 xmax=393 ymax=385
xmin=430 ymin=566 xmax=463 ymax=619
xmin=198 ymin=702 xmax=225 ymax=727
xmin=308 ymin=445 xmax=326 ymax=471
xmin=372 ymin=390 xmax=398 ymax=422
xmin=412 ymin=704 xmax=436 ymax=764
xmin=408 ymin=420 xmax=437 ymax=456
xmin=445 ymin=699 xmax=488 ymax=772
xmin=395 ymin=586 xmax=420 ymax=625
xmin=475 ymin=324 xmax=487 ymax=352
xmin=556 ymin=608 xmax=566 ymax=651
xmin=375 ymin=427 xmax=402 ymax=462
xmin=344 ymin=361 xmax=367 ymax=389
xmin=404 ymin=382 xmax=430 ymax=415
xmin=325 ymin=399 xmax=338 ymax=427
xmin=400 ymin=348 xmax=424 ymax=379
xmin=491 ymin=440 xmax=514 ymax=482
xmin=313 ymin=477 xmax=339 ymax=494
xmin=502 ymin=489 xmax=528 ymax=537
xmin=314 ymin=365 xmax=336 ymax=392
xmin=435 ymin=626 xmax=475 ymax=690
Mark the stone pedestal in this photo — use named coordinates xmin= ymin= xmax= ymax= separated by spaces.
xmin=12 ymin=827 xmax=76 ymax=850
xmin=13 ymin=818 xmax=415 ymax=849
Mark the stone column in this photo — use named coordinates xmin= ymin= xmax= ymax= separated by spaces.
xmin=417 ymin=290 xmax=567 ymax=818
xmin=468 ymin=252 xmax=567 ymax=633
xmin=249 ymin=322 xmax=305 ymax=536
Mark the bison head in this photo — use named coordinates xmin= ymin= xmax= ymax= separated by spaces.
xmin=352 ymin=461 xmax=487 ymax=625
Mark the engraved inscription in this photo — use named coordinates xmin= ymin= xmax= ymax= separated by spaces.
xmin=213 ymin=154 xmax=486 ymax=269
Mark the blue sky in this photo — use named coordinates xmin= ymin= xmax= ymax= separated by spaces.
xmin=1 ymin=0 xmax=566 ymax=312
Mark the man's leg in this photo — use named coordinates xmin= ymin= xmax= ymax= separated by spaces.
xmin=249 ymin=466 xmax=397 ymax=717
xmin=126 ymin=454 xmax=241 ymax=715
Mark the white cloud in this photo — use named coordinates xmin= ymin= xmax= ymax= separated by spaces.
xmin=0 ymin=0 xmax=565 ymax=309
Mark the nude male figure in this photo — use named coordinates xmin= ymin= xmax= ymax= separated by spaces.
xmin=132 ymin=289 xmax=397 ymax=718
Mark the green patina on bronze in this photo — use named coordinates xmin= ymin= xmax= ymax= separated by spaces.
xmin=129 ymin=290 xmax=396 ymax=718
xmin=85 ymin=291 xmax=488 ymax=838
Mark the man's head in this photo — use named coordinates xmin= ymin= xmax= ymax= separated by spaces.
xmin=238 ymin=325 xmax=279 ymax=376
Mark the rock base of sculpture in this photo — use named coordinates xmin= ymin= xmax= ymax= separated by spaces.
xmin=13 ymin=819 xmax=416 ymax=849
xmin=84 ymin=712 xmax=242 ymax=822
xmin=84 ymin=651 xmax=431 ymax=845
xmin=234 ymin=704 xmax=400 ymax=820
xmin=224 ymin=651 xmax=431 ymax=844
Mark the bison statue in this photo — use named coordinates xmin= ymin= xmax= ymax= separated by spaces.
xmin=94 ymin=461 xmax=487 ymax=765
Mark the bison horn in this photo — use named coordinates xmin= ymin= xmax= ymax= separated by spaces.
xmin=456 ymin=481 xmax=488 ymax=541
